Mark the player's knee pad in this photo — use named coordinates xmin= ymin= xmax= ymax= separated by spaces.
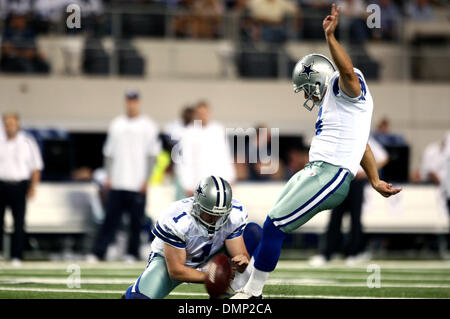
xmin=243 ymin=222 xmax=262 ymax=257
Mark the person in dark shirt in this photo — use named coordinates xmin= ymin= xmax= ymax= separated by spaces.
xmin=1 ymin=14 xmax=50 ymax=74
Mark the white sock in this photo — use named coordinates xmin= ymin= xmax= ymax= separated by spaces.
xmin=242 ymin=258 xmax=270 ymax=296
xmin=230 ymin=257 xmax=255 ymax=291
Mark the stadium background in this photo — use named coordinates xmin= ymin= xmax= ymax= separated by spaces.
xmin=0 ymin=0 xmax=449 ymax=299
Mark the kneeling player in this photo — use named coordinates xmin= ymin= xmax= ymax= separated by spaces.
xmin=122 ymin=176 xmax=262 ymax=299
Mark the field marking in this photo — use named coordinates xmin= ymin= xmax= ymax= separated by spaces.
xmin=3 ymin=273 xmax=450 ymax=283
xmin=0 ymin=287 xmax=443 ymax=299
xmin=270 ymin=273 xmax=450 ymax=281
xmin=0 ymin=287 xmax=123 ymax=294
xmin=265 ymin=279 xmax=450 ymax=288
xmin=1 ymin=260 xmax=450 ymax=271
xmin=2 ymin=277 xmax=450 ymax=289
xmin=276 ymin=261 xmax=450 ymax=270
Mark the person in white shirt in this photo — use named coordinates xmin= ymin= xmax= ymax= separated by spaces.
xmin=175 ymin=101 xmax=236 ymax=197
xmin=0 ymin=117 xmax=5 ymax=141
xmin=91 ymin=89 xmax=161 ymax=262
xmin=419 ymin=137 xmax=447 ymax=187
xmin=444 ymin=132 xmax=450 ymax=254
xmin=446 ymin=132 xmax=450 ymax=206
xmin=416 ymin=135 xmax=449 ymax=223
xmin=0 ymin=112 xmax=43 ymax=264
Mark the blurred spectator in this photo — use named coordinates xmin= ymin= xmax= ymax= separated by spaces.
xmin=74 ymin=0 xmax=104 ymax=36
xmin=0 ymin=117 xmax=5 ymax=141
xmin=71 ymin=166 xmax=93 ymax=181
xmin=337 ymin=0 xmax=370 ymax=45
xmin=415 ymin=133 xmax=449 ymax=240
xmin=173 ymin=0 xmax=195 ymax=38
xmin=248 ymin=0 xmax=300 ymax=43
xmin=247 ymin=124 xmax=284 ymax=181
xmin=445 ymin=131 xmax=450 ymax=216
xmin=0 ymin=0 xmax=32 ymax=18
xmin=296 ymin=0 xmax=331 ymax=39
xmin=191 ymin=0 xmax=224 ymax=38
xmin=0 ymin=112 xmax=43 ymax=266
xmin=372 ymin=0 xmax=401 ymax=41
xmin=234 ymin=156 xmax=250 ymax=180
xmin=442 ymin=131 xmax=450 ymax=255
xmin=284 ymin=147 xmax=308 ymax=180
xmin=32 ymin=0 xmax=104 ymax=35
xmin=299 ymin=0 xmax=333 ymax=9
xmin=0 ymin=14 xmax=50 ymax=74
xmin=163 ymin=106 xmax=195 ymax=146
xmin=163 ymin=106 xmax=195 ymax=200
xmin=418 ymin=136 xmax=447 ymax=186
xmin=173 ymin=0 xmax=223 ymax=39
xmin=406 ymin=0 xmax=435 ymax=22
xmin=33 ymin=0 xmax=68 ymax=33
xmin=229 ymin=0 xmax=257 ymax=43
xmin=372 ymin=117 xmax=407 ymax=147
xmin=77 ymin=0 xmax=104 ymax=18
xmin=309 ymin=137 xmax=389 ymax=267
xmin=89 ymin=89 xmax=161 ymax=262
xmin=176 ymin=100 xmax=236 ymax=197
xmin=92 ymin=166 xmax=108 ymax=211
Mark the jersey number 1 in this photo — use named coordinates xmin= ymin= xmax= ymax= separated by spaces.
xmin=173 ymin=212 xmax=187 ymax=223
xmin=192 ymin=243 xmax=213 ymax=263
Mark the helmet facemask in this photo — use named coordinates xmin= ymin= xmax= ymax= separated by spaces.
xmin=294 ymin=81 xmax=328 ymax=111
xmin=192 ymin=202 xmax=231 ymax=234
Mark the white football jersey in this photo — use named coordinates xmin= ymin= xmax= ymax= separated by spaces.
xmin=150 ymin=197 xmax=248 ymax=268
xmin=309 ymin=68 xmax=374 ymax=177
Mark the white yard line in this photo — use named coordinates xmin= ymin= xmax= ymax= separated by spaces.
xmin=0 ymin=287 xmax=122 ymax=294
xmin=270 ymin=273 xmax=450 ymax=281
xmin=265 ymin=279 xmax=450 ymax=288
xmin=276 ymin=261 xmax=450 ymax=270
xmin=0 ymin=287 xmax=443 ymax=299
xmin=0 ymin=278 xmax=135 ymax=284
xmin=1 ymin=260 xmax=450 ymax=271
xmin=1 ymin=277 xmax=450 ymax=289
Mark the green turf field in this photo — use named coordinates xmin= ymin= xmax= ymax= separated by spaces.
xmin=0 ymin=260 xmax=449 ymax=299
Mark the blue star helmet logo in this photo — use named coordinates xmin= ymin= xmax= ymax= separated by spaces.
xmin=196 ymin=184 xmax=207 ymax=197
xmin=300 ymin=62 xmax=318 ymax=80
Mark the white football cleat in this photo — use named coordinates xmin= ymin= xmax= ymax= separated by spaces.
xmin=230 ymin=290 xmax=262 ymax=299
xmin=308 ymin=254 xmax=328 ymax=267
xmin=11 ymin=258 xmax=23 ymax=267
xmin=85 ymin=254 xmax=99 ymax=264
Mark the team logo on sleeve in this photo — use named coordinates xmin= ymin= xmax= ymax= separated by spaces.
xmin=300 ymin=62 xmax=318 ymax=80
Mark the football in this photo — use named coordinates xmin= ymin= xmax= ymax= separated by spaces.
xmin=204 ymin=253 xmax=232 ymax=298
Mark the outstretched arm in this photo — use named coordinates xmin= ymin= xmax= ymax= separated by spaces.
xmin=360 ymin=144 xmax=402 ymax=198
xmin=164 ymin=244 xmax=206 ymax=283
xmin=323 ymin=4 xmax=361 ymax=98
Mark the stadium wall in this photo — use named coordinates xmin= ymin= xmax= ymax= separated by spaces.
xmin=0 ymin=76 xmax=449 ymax=173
